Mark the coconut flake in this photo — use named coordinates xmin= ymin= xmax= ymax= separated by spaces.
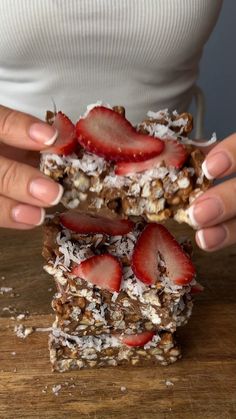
xmin=14 ymin=324 xmax=34 ymax=339
xmin=52 ymin=385 xmax=62 ymax=396
xmin=181 ymin=132 xmax=217 ymax=147
xmin=0 ymin=287 xmax=13 ymax=294
xmin=147 ymin=109 xmax=169 ymax=120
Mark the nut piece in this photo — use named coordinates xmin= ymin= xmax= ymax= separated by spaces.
xmin=146 ymin=209 xmax=172 ymax=223
xmin=122 ymin=197 xmax=140 ymax=216
xmin=166 ymin=195 xmax=181 ymax=206
xmin=173 ymin=112 xmax=193 ymax=135
xmin=76 ymin=297 xmax=86 ymax=310
xmin=73 ymin=172 xmax=90 ymax=192
xmin=113 ymin=106 xmax=126 ymax=117
xmin=190 ymin=149 xmax=204 ymax=177
xmin=174 ymin=208 xmax=192 ymax=226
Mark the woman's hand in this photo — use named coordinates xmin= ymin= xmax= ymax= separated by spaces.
xmin=188 ymin=133 xmax=236 ymax=251
xmin=0 ymin=105 xmax=63 ymax=229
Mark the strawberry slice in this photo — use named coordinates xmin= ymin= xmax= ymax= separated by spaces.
xmin=190 ymin=282 xmax=204 ymax=294
xmin=60 ymin=211 xmax=134 ymax=236
xmin=115 ymin=139 xmax=187 ymax=175
xmin=45 ymin=111 xmax=77 ymax=155
xmin=132 ymin=223 xmax=195 ymax=286
xmin=118 ymin=331 xmax=155 ymax=347
xmin=76 ymin=106 xmax=164 ymax=162
xmin=71 ymin=254 xmax=122 ymax=292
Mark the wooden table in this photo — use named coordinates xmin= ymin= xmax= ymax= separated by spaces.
xmin=0 ymin=223 xmax=236 ymax=419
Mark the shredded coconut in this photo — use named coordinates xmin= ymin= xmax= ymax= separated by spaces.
xmin=0 ymin=287 xmax=13 ymax=294
xmin=147 ymin=109 xmax=170 ymax=120
xmin=165 ymin=380 xmax=174 ymax=387
xmin=16 ymin=314 xmax=26 ymax=321
xmin=35 ymin=327 xmax=53 ymax=333
xmin=181 ymin=132 xmax=217 ymax=147
xmin=55 ymin=230 xmax=94 ymax=268
xmin=14 ymin=324 xmax=34 ymax=339
xmin=52 ymin=384 xmax=62 ymax=396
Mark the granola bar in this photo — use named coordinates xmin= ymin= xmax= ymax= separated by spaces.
xmin=40 ymin=105 xmax=214 ymax=226
xmin=49 ymin=328 xmax=181 ymax=372
xmin=43 ymin=214 xmax=196 ymax=341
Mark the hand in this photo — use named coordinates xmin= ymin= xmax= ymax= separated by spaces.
xmin=0 ymin=105 xmax=63 ymax=229
xmin=188 ymin=133 xmax=236 ymax=251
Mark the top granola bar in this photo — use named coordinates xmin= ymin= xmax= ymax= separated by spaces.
xmin=40 ymin=104 xmax=214 ymax=226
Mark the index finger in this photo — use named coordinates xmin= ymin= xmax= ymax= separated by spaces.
xmin=0 ymin=105 xmax=57 ymax=150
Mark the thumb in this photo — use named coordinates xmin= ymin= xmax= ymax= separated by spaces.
xmin=0 ymin=105 xmax=57 ymax=151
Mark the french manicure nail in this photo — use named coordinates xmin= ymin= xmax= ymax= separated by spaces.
xmin=196 ymin=225 xmax=227 ymax=250
xmin=29 ymin=122 xmax=58 ymax=145
xmin=188 ymin=197 xmax=223 ymax=227
xmin=12 ymin=205 xmax=45 ymax=226
xmin=29 ymin=178 xmax=64 ymax=205
xmin=202 ymin=151 xmax=232 ymax=180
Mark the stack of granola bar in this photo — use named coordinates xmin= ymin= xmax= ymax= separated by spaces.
xmin=41 ymin=104 xmax=208 ymax=372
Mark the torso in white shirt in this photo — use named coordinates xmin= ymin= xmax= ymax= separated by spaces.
xmin=0 ymin=0 xmax=223 ymax=123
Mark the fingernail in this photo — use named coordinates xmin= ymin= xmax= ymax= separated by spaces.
xmin=202 ymin=151 xmax=232 ymax=180
xmin=29 ymin=178 xmax=64 ymax=205
xmin=196 ymin=225 xmax=227 ymax=250
xmin=188 ymin=197 xmax=223 ymax=227
xmin=12 ymin=205 xmax=45 ymax=226
xmin=29 ymin=122 xmax=58 ymax=145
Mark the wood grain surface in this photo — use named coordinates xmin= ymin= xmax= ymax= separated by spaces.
xmin=0 ymin=222 xmax=236 ymax=419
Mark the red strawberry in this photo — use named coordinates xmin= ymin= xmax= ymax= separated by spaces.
xmin=76 ymin=106 xmax=164 ymax=162
xmin=190 ymin=282 xmax=204 ymax=294
xmin=118 ymin=331 xmax=155 ymax=347
xmin=132 ymin=223 xmax=195 ymax=286
xmin=45 ymin=111 xmax=77 ymax=155
xmin=115 ymin=139 xmax=187 ymax=175
xmin=71 ymin=254 xmax=122 ymax=292
xmin=60 ymin=211 xmax=134 ymax=236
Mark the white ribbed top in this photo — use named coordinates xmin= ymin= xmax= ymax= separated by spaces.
xmin=0 ymin=0 xmax=222 ymax=123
